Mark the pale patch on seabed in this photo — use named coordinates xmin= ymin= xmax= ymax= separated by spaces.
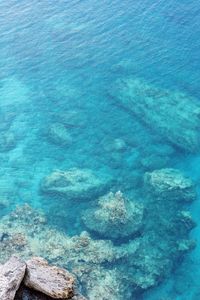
xmin=0 ymin=76 xmax=30 ymax=108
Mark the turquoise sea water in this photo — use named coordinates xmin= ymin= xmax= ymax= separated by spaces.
xmin=0 ymin=0 xmax=200 ymax=299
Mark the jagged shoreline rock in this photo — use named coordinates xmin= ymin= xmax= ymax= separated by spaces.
xmin=0 ymin=256 xmax=86 ymax=300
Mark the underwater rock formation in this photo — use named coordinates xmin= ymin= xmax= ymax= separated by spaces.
xmin=112 ymin=77 xmax=200 ymax=152
xmin=0 ymin=256 xmax=26 ymax=300
xmin=81 ymin=267 xmax=132 ymax=300
xmin=82 ymin=191 xmax=144 ymax=240
xmin=177 ymin=210 xmax=196 ymax=234
xmin=24 ymin=257 xmax=74 ymax=299
xmin=41 ymin=168 xmax=111 ymax=201
xmin=144 ymin=168 xmax=196 ymax=202
xmin=52 ymin=110 xmax=87 ymax=128
xmin=115 ymin=169 xmax=196 ymax=294
xmin=143 ymin=168 xmax=196 ymax=261
xmin=141 ymin=153 xmax=170 ymax=171
xmin=103 ymin=138 xmax=127 ymax=153
xmin=0 ymin=205 xmax=138 ymax=299
xmin=47 ymin=122 xmax=72 ymax=146
xmin=0 ymin=169 xmax=196 ymax=300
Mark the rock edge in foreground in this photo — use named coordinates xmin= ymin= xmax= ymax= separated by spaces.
xmin=0 ymin=256 xmax=86 ymax=300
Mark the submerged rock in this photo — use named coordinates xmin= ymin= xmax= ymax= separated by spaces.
xmin=83 ymin=267 xmax=131 ymax=300
xmin=176 ymin=239 xmax=196 ymax=254
xmin=0 ymin=205 xmax=136 ymax=299
xmin=0 ymin=131 xmax=17 ymax=152
xmin=47 ymin=122 xmax=72 ymax=146
xmin=52 ymin=110 xmax=87 ymax=128
xmin=112 ymin=77 xmax=200 ymax=152
xmin=103 ymin=138 xmax=127 ymax=152
xmin=82 ymin=191 xmax=144 ymax=240
xmin=0 ymin=178 xmax=196 ymax=300
xmin=141 ymin=153 xmax=170 ymax=171
xmin=177 ymin=210 xmax=196 ymax=232
xmin=0 ymin=256 xmax=26 ymax=300
xmin=41 ymin=168 xmax=111 ymax=200
xmin=144 ymin=168 xmax=196 ymax=202
xmin=24 ymin=257 xmax=75 ymax=299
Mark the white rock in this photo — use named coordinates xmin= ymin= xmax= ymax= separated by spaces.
xmin=0 ymin=256 xmax=26 ymax=300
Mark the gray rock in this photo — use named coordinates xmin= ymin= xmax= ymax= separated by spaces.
xmin=24 ymin=257 xmax=75 ymax=299
xmin=0 ymin=256 xmax=26 ymax=300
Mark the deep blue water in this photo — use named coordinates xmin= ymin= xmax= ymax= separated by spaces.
xmin=0 ymin=0 xmax=200 ymax=299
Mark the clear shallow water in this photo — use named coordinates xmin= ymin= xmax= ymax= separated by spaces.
xmin=0 ymin=0 xmax=200 ymax=299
